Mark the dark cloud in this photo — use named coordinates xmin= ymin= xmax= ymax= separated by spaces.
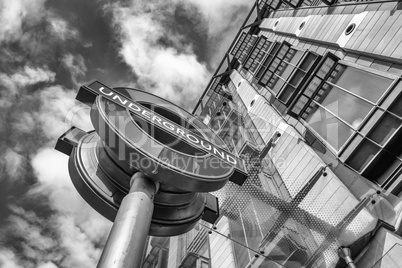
xmin=155 ymin=3 xmax=209 ymax=63
xmin=46 ymin=0 xmax=137 ymax=87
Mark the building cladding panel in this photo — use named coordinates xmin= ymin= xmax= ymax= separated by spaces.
xmin=143 ymin=1 xmax=402 ymax=268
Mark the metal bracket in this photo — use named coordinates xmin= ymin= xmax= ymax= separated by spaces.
xmin=54 ymin=126 xmax=87 ymax=155
xmin=202 ymin=194 xmax=220 ymax=224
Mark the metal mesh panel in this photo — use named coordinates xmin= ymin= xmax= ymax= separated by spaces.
xmin=208 ymin=126 xmax=385 ymax=267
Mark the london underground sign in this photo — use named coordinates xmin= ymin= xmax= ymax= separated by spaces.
xmin=78 ymin=80 xmax=247 ymax=190
xmin=56 ymin=80 xmax=248 ymax=238
xmin=94 ymin=84 xmax=240 ymax=165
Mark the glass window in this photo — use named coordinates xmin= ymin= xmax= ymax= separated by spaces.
xmin=306 ymin=105 xmax=354 ymax=151
xmin=317 ymin=83 xmax=373 ymax=129
xmin=374 ymin=156 xmax=401 ymax=185
xmin=280 ymin=64 xmax=295 ymax=81
xmin=268 ymin=75 xmax=279 ymax=89
xmin=200 ymin=261 xmax=209 ymax=268
xmin=260 ymin=71 xmax=272 ymax=85
xmin=305 ymin=77 xmax=322 ymax=97
xmin=316 ymin=57 xmax=336 ymax=79
xmin=258 ymin=42 xmax=305 ymax=92
xmin=332 ymin=66 xmax=393 ymax=103
xmin=279 ymin=85 xmax=296 ymax=103
xmin=346 ymin=139 xmax=380 ymax=172
xmin=283 ymin=48 xmax=295 ymax=61
xmin=289 ymin=70 xmax=305 ymax=87
xmin=249 ymin=62 xmax=258 ymax=73
xmin=229 ymin=219 xmax=251 ymax=268
xmin=243 ymin=37 xmax=272 ymax=74
xmin=263 ymin=55 xmax=274 ymax=68
xmin=327 ymin=63 xmax=346 ymax=83
xmin=300 ymin=53 xmax=318 ymax=71
xmin=256 ymin=67 xmax=266 ymax=80
xmin=277 ymin=45 xmax=289 ymax=59
xmin=289 ymin=50 xmax=303 ymax=65
xmin=291 ymin=95 xmax=309 ymax=115
xmin=389 ymin=94 xmax=402 ymax=117
xmin=197 ymin=238 xmax=210 ymax=259
xmin=368 ymin=112 xmax=401 ymax=145
xmin=276 ymin=61 xmax=287 ymax=75
xmin=231 ymin=32 xmax=247 ymax=56
xmin=269 ymin=58 xmax=280 ymax=72
xmin=272 ymin=77 xmax=285 ymax=94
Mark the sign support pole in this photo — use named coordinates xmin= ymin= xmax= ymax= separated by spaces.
xmin=97 ymin=172 xmax=159 ymax=268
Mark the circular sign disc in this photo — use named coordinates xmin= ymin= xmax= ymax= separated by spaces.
xmin=90 ymin=87 xmax=235 ymax=192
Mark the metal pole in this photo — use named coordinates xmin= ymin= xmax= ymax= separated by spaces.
xmin=97 ymin=172 xmax=159 ymax=268
xmin=338 ymin=247 xmax=357 ymax=268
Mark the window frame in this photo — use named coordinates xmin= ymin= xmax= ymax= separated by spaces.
xmin=254 ymin=41 xmax=282 ymax=82
xmin=276 ymin=50 xmax=321 ymax=106
xmin=239 ymin=35 xmax=258 ymax=64
xmin=289 ymin=55 xmax=401 ymax=185
xmin=231 ymin=32 xmax=247 ymax=57
xmin=257 ymin=41 xmax=293 ymax=88
xmin=314 ymin=62 xmax=397 ymax=154
xmin=257 ymin=42 xmax=321 ymax=107
xmin=287 ymin=52 xmax=340 ymax=119
xmin=242 ymin=36 xmax=273 ymax=74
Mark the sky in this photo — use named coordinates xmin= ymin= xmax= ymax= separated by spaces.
xmin=0 ymin=0 xmax=253 ymax=267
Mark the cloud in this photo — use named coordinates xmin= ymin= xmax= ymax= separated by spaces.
xmin=31 ymin=148 xmax=71 ymax=190
xmin=0 ymin=66 xmax=56 ymax=98
xmin=30 ymin=148 xmax=111 ymax=267
xmin=1 ymin=206 xmax=61 ymax=267
xmin=36 ymin=85 xmax=92 ymax=141
xmin=3 ymin=149 xmax=24 ymax=179
xmin=181 ymin=0 xmax=253 ymax=67
xmin=0 ymin=0 xmax=46 ymax=43
xmin=0 ymin=82 xmax=90 ymax=187
xmin=0 ymin=143 xmax=111 ymax=267
xmin=0 ymin=248 xmax=22 ymax=268
xmin=55 ymin=215 xmax=103 ymax=267
xmin=0 ymin=0 xmax=79 ymax=45
xmin=0 ymin=0 xmax=81 ymax=66
xmin=48 ymin=17 xmax=79 ymax=41
xmin=181 ymin=0 xmax=252 ymax=36
xmin=108 ymin=1 xmax=211 ymax=110
xmin=7 ymin=214 xmax=57 ymax=252
xmin=0 ymin=66 xmax=56 ymax=143
xmin=0 ymin=80 xmax=100 ymax=267
xmin=62 ymin=54 xmax=87 ymax=86
xmin=12 ymin=111 xmax=36 ymax=134
xmin=2 ymin=201 xmax=109 ymax=268
xmin=37 ymin=262 xmax=58 ymax=268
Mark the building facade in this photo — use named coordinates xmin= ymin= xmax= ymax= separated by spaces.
xmin=143 ymin=1 xmax=402 ymax=267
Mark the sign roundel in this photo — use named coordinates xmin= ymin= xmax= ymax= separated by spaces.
xmin=79 ymin=81 xmax=247 ymax=192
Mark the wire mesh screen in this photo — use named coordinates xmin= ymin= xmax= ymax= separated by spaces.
xmin=210 ymin=129 xmax=383 ymax=267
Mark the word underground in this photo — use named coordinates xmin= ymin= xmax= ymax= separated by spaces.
xmin=96 ymin=85 xmax=239 ymax=166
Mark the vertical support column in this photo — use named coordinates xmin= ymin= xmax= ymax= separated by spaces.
xmin=97 ymin=172 xmax=159 ymax=268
